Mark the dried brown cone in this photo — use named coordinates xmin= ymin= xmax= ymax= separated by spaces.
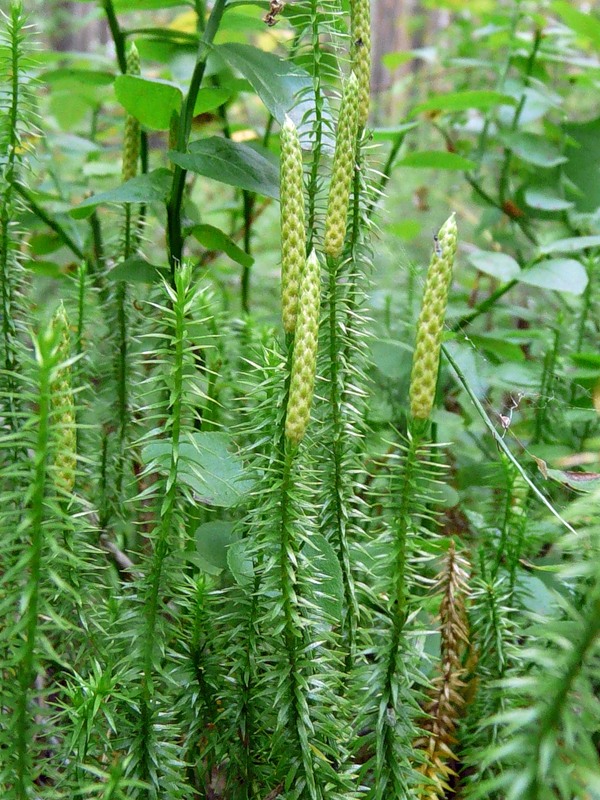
xmin=415 ymin=540 xmax=470 ymax=799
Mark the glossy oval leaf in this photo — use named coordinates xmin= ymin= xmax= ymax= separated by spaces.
xmin=214 ymin=43 xmax=312 ymax=124
xmin=108 ymin=257 xmax=169 ymax=283
xmin=411 ymin=90 xmax=517 ymax=116
xmin=519 ymin=259 xmax=588 ymax=295
xmin=539 ymin=235 xmax=600 ymax=255
xmin=469 ymin=250 xmax=520 ymax=282
xmin=372 ymin=122 xmax=418 ymax=142
xmin=141 ymin=431 xmax=254 ymax=508
xmin=227 ymin=539 xmax=255 ymax=588
xmin=193 ymin=87 xmax=232 ymax=116
xmin=395 ymin=151 xmax=477 ymax=170
xmin=188 ymin=223 xmax=253 ymax=268
xmin=213 ymin=43 xmax=323 ymax=147
xmin=303 ymin=534 xmax=344 ymax=623
xmin=553 ymin=0 xmax=600 ymax=50
xmin=42 ymin=67 xmax=114 ymax=86
xmin=70 ymin=168 xmax=173 ymax=218
xmin=500 ymin=132 xmax=567 ymax=168
xmin=115 ymin=75 xmax=182 ymax=130
xmin=524 ymin=189 xmax=574 ymax=211
xmin=113 ymin=0 xmax=188 ymax=8
xmin=195 ymin=521 xmax=237 ymax=573
xmin=563 ymin=116 xmax=600 ymax=212
xmin=169 ymin=137 xmax=279 ymax=199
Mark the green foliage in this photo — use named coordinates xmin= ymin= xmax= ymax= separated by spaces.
xmin=1 ymin=1 xmax=600 ymax=799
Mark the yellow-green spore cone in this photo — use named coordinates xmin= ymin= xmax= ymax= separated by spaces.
xmin=122 ymin=43 xmax=141 ymax=182
xmin=324 ymin=72 xmax=360 ymax=259
xmin=51 ymin=302 xmax=76 ymax=495
xmin=409 ymin=213 xmax=457 ymax=421
xmin=351 ymin=0 xmax=371 ymax=128
xmin=280 ymin=116 xmax=306 ymax=333
xmin=285 ymin=250 xmax=321 ymax=446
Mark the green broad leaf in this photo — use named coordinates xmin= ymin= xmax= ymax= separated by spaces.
xmin=571 ymin=352 xmax=600 ymax=368
xmin=114 ymin=75 xmax=182 ymax=131
xmin=371 ymin=338 xmax=412 ymax=382
xmin=387 ymin=219 xmax=422 ymax=241
xmin=195 ymin=521 xmax=237 ymax=573
xmin=564 ymin=117 xmax=600 ymax=212
xmin=227 ymin=539 xmax=255 ymax=588
xmin=500 ymin=132 xmax=567 ymax=168
xmin=188 ymin=224 xmax=253 ymax=268
xmin=26 ymin=260 xmax=65 ymax=278
xmin=539 ymin=235 xmax=600 ymax=255
xmin=468 ymin=250 xmax=520 ymax=282
xmin=519 ymin=259 xmax=588 ymax=295
xmin=411 ymin=90 xmax=516 ymax=116
xmin=546 ymin=468 xmax=600 ymax=494
xmin=371 ymin=122 xmax=418 ymax=142
xmin=141 ymin=431 xmax=253 ymax=508
xmin=42 ymin=68 xmax=114 ymax=86
xmin=517 ymin=575 xmax=557 ymax=617
xmin=467 ymin=334 xmax=525 ymax=362
xmin=47 ymin=133 xmax=103 ymax=154
xmin=214 ymin=43 xmax=312 ymax=125
xmin=169 ymin=137 xmax=279 ymax=199
xmin=395 ymin=151 xmax=477 ymax=170
xmin=498 ymin=86 xmax=558 ymax=128
xmin=303 ymin=534 xmax=344 ymax=623
xmin=49 ymin=91 xmax=96 ymax=130
xmin=107 ymin=257 xmax=168 ymax=283
xmin=381 ymin=51 xmax=416 ymax=70
xmin=489 ymin=361 xmax=543 ymax=391
xmin=112 ymin=0 xmax=188 ymax=8
xmin=553 ymin=1 xmax=600 ymax=50
xmin=29 ymin=233 xmax=62 ymax=256
xmin=214 ymin=11 xmax=266 ymax=38
xmin=193 ymin=87 xmax=232 ymax=115
xmin=524 ymin=188 xmax=574 ymax=211
xmin=70 ymin=169 xmax=172 ymax=219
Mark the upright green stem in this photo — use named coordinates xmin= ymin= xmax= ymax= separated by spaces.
xmin=498 ymin=28 xmax=542 ymax=206
xmin=278 ymin=441 xmax=318 ymax=797
xmin=374 ymin=426 xmax=422 ymax=794
xmin=167 ymin=0 xmax=227 ymax=275
xmin=139 ymin=276 xmax=186 ymax=792
xmin=1 ymin=6 xmax=24 ymax=428
xmin=241 ymin=190 xmax=253 ymax=313
xmin=325 ymin=253 xmax=358 ymax=666
xmin=366 ymin=129 xmax=409 ymax=219
xmin=529 ymin=580 xmax=600 ymax=797
xmin=101 ymin=0 xmax=126 ymax=73
xmin=574 ymin=256 xmax=594 ymax=354
xmin=474 ymin=0 xmax=523 ymax=165
xmin=14 ymin=331 xmax=54 ymax=797
xmin=13 ymin=182 xmax=85 ymax=261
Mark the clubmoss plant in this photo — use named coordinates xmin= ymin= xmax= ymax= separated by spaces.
xmin=12 ymin=324 xmax=56 ymax=795
xmin=120 ymin=263 xmax=217 ymax=794
xmin=0 ymin=1 xmax=35 ymax=433
xmin=3 ymin=4 xmax=600 ymax=800
xmin=112 ymin=42 xmax=141 ymax=500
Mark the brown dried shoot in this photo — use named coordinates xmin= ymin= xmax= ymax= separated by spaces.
xmin=415 ymin=540 xmax=470 ymax=799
